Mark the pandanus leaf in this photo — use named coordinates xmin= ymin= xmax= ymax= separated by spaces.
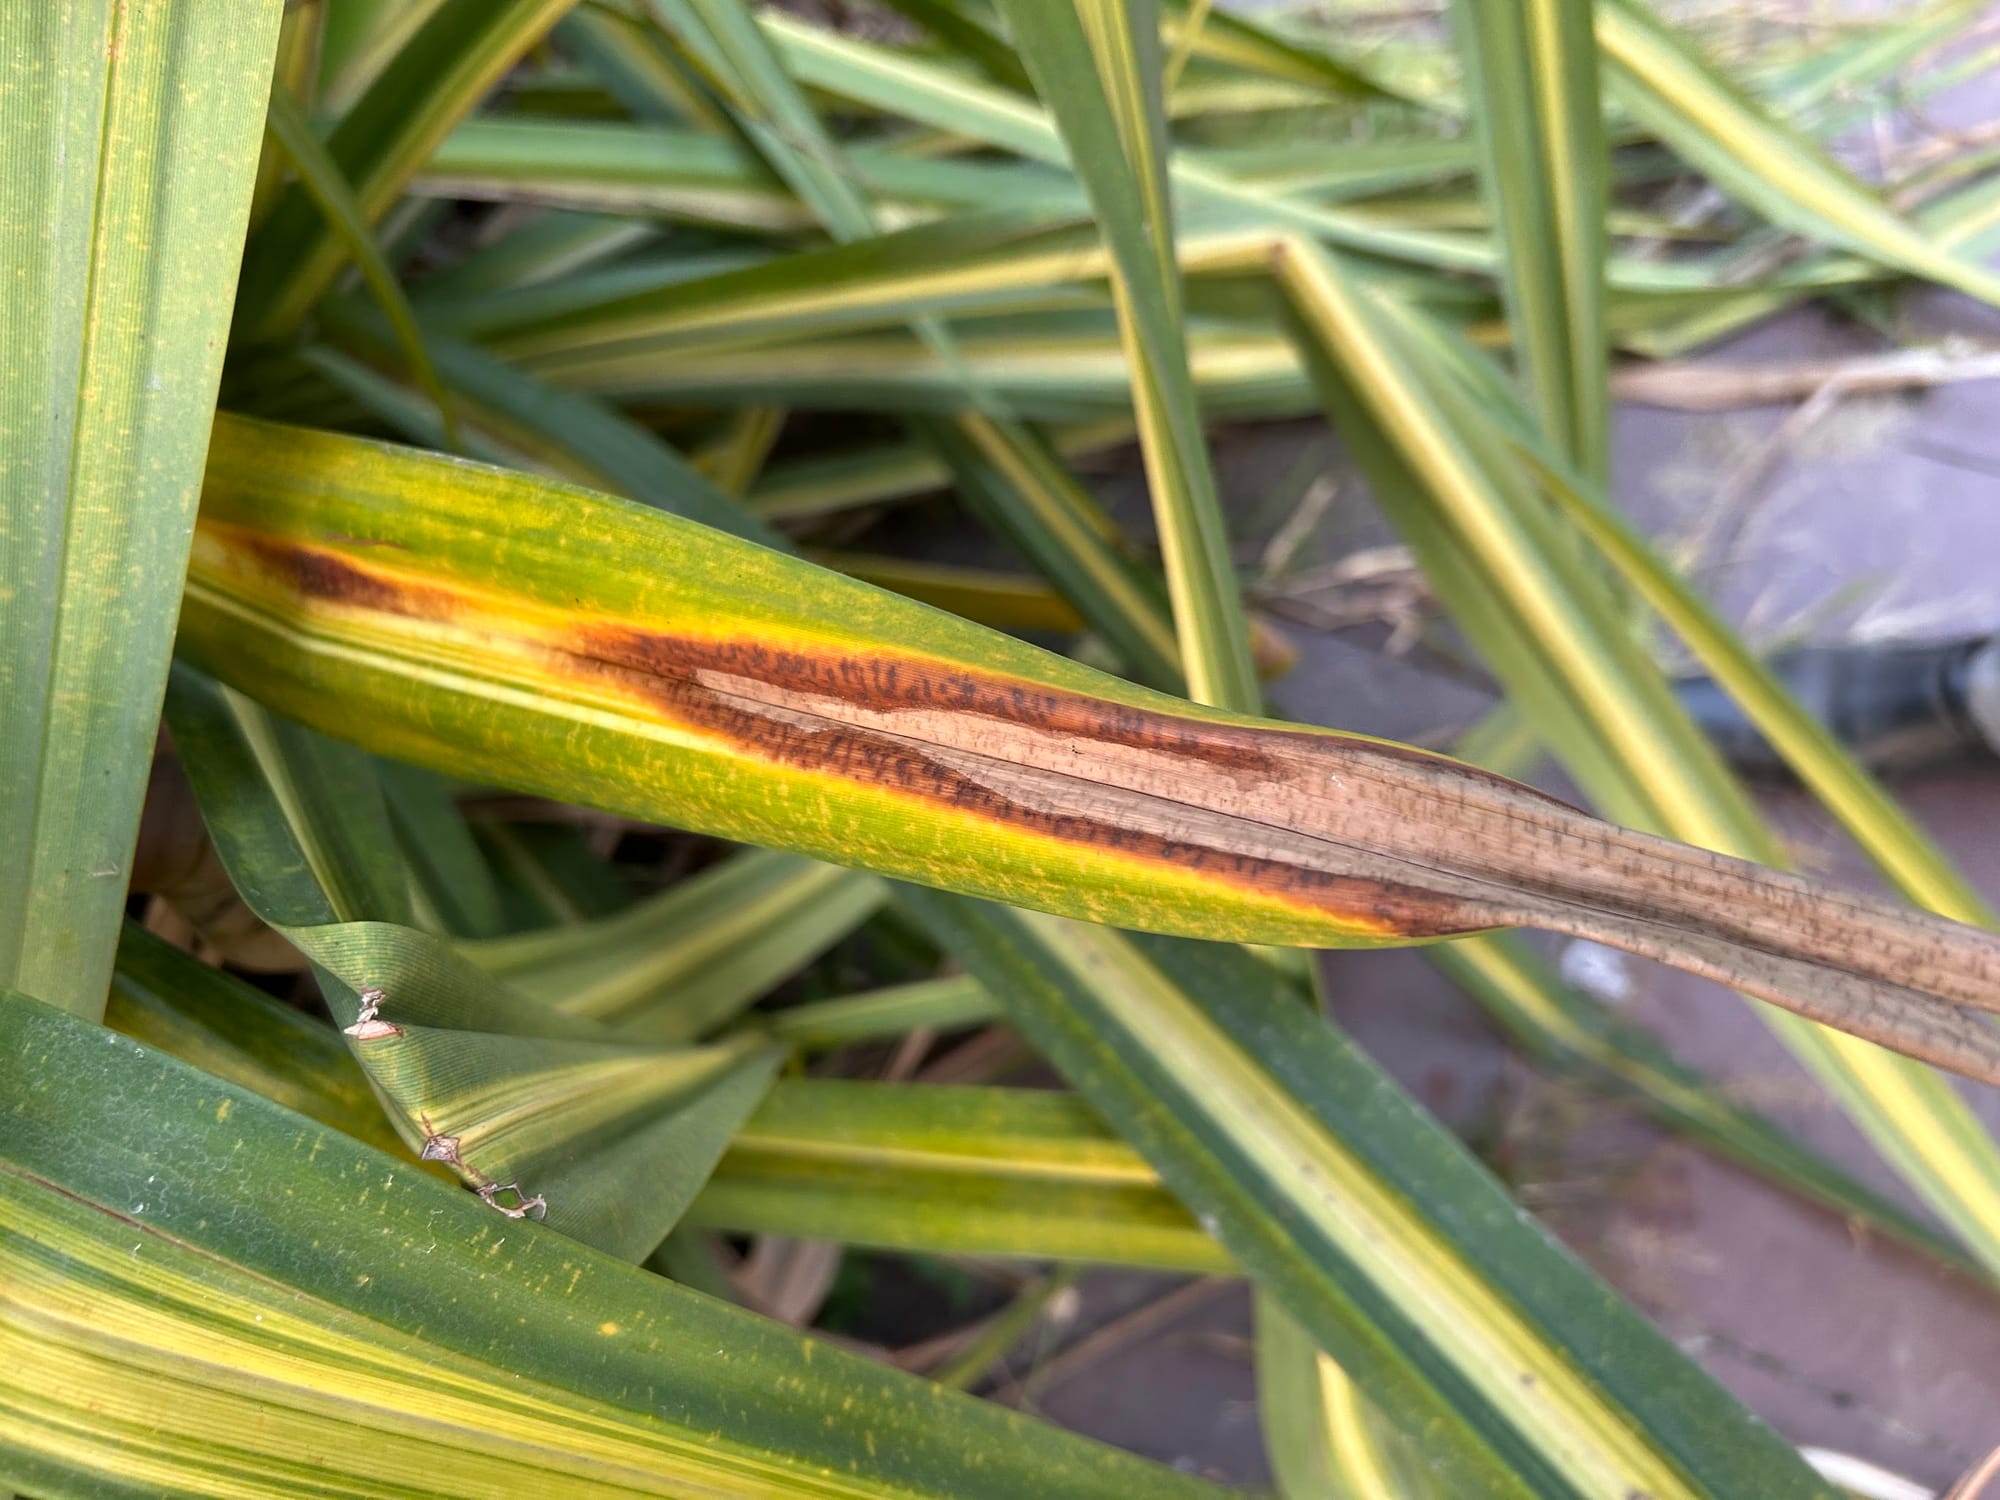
xmin=176 ymin=417 xmax=2000 ymax=1081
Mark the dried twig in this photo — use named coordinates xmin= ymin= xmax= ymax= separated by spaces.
xmin=1612 ymin=345 xmax=2000 ymax=412
xmin=1257 ymin=542 xmax=1432 ymax=653
xmin=1947 ymin=1443 xmax=2000 ymax=1500
xmin=915 ymin=1025 xmax=1036 ymax=1085
xmin=731 ymin=1236 xmax=844 ymax=1327
xmin=986 ymin=1276 xmax=1236 ymax=1408
xmin=883 ymin=1024 xmax=937 ymax=1082
xmin=1680 ymin=373 xmax=1851 ymax=582
xmin=1259 ymin=474 xmax=1342 ymax=584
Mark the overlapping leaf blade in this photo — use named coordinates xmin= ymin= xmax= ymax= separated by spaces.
xmin=163 ymin=663 xmax=780 ymax=1262
xmin=636 ymin=0 xmax=1192 ymax=694
xmin=0 ymin=991 xmax=1230 ymax=1500
xmin=1274 ymin=243 xmax=2000 ymax=1276
xmin=1256 ymin=1298 xmax=1442 ymax=1500
xmin=463 ymin=847 xmax=887 ymax=1039
xmin=261 ymin=83 xmax=460 ymax=448
xmin=1449 ymin=0 xmax=1609 ymax=481
xmin=236 ymin=0 xmax=578 ymax=343
xmin=899 ymin=892 xmax=1833 ymax=1499
xmin=692 ymin=1079 xmax=1232 ymax=1272
xmin=998 ymin=0 xmax=1258 ymax=707
xmin=1597 ymin=0 xmax=2000 ymax=310
xmin=1514 ymin=444 xmax=1998 ymax=928
xmin=100 ymin=933 xmax=1222 ymax=1274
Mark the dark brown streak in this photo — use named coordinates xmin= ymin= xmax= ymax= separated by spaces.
xmin=588 ymin=651 xmax=1491 ymax=938
xmin=581 ymin=622 xmax=1581 ymax=812
xmin=540 ymin=630 xmax=2000 ymax=1081
xmin=246 ymin=533 xmax=450 ymax=618
xmin=237 ymin=528 xmax=1563 ymax=808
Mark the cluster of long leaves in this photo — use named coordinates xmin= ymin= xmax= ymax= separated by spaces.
xmin=6 ymin=1 xmax=2000 ymax=1495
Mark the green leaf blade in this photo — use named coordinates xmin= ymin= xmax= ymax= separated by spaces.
xmin=1450 ymin=0 xmax=1610 ymax=482
xmin=692 ymin=1079 xmax=1233 ymax=1272
xmin=998 ymin=0 xmax=1259 ymax=710
xmin=261 ymin=83 xmax=462 ymax=450
xmin=0 ymin=0 xmax=284 ymax=1018
xmin=0 ymin=991 xmax=1231 ymax=1500
xmin=899 ymin=893 xmax=1837 ymax=1500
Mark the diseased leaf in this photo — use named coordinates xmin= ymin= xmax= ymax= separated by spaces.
xmin=180 ymin=419 xmax=2000 ymax=1081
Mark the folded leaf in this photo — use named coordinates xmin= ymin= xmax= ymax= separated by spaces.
xmin=164 ymin=662 xmax=780 ymax=1261
xmin=462 ymin=847 xmax=886 ymax=1038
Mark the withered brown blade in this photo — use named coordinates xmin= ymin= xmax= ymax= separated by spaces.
xmin=651 ymin=640 xmax=2000 ymax=1085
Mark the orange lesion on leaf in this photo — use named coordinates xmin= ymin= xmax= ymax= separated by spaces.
xmin=187 ymin=522 xmax=1470 ymax=941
